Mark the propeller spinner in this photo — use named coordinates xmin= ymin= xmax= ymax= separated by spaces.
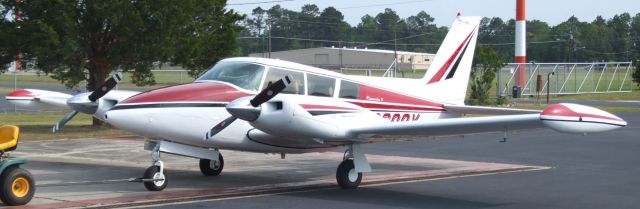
xmin=205 ymin=75 xmax=292 ymax=140
xmin=53 ymin=72 xmax=123 ymax=133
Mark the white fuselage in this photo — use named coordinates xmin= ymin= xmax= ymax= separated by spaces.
xmin=105 ymin=58 xmax=458 ymax=154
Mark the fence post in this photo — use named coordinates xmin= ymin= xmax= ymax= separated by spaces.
xmin=497 ymin=67 xmax=501 ymax=97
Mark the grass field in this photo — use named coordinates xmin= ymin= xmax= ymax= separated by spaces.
xmin=0 ymin=112 xmax=134 ymax=141
xmin=0 ymin=66 xmax=195 ymax=90
xmin=0 ymin=87 xmax=13 ymax=94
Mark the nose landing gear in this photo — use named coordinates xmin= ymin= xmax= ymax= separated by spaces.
xmin=134 ymin=140 xmax=224 ymax=191
xmin=142 ymin=142 xmax=167 ymax=191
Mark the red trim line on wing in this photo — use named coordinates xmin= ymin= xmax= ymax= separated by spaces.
xmin=427 ymin=28 xmax=476 ymax=84
xmin=541 ymin=104 xmax=624 ymax=122
xmin=7 ymin=89 xmax=34 ymax=97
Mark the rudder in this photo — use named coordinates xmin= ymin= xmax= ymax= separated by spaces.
xmin=420 ymin=16 xmax=481 ymax=105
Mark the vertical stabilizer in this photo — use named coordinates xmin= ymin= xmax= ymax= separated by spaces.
xmin=421 ymin=16 xmax=481 ymax=105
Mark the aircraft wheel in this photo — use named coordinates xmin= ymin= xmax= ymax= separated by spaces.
xmin=336 ymin=159 xmax=362 ymax=189
xmin=199 ymin=154 xmax=224 ymax=176
xmin=143 ymin=165 xmax=167 ymax=191
xmin=0 ymin=167 xmax=35 ymax=206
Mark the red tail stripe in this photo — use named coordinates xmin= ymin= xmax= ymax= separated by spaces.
xmin=427 ymin=28 xmax=475 ymax=84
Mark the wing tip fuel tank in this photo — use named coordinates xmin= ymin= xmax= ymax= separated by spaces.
xmin=540 ymin=103 xmax=627 ymax=134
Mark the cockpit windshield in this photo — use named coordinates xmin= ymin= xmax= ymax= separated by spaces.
xmin=196 ymin=61 xmax=265 ymax=91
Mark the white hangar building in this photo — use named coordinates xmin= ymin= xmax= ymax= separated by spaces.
xmin=249 ymin=47 xmax=435 ymax=71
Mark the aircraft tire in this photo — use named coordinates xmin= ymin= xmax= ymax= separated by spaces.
xmin=0 ymin=166 xmax=35 ymax=206
xmin=336 ymin=159 xmax=362 ymax=189
xmin=143 ymin=165 xmax=167 ymax=191
xmin=199 ymin=155 xmax=224 ymax=176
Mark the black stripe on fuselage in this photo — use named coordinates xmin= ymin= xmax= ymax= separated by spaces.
xmin=110 ymin=102 xmax=227 ymax=111
xmin=109 ymin=103 xmax=446 ymax=113
xmin=307 ymin=110 xmax=359 ymax=116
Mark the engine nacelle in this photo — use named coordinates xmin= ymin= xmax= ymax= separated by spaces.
xmin=540 ymin=103 xmax=626 ymax=134
xmin=249 ymin=98 xmax=357 ymax=140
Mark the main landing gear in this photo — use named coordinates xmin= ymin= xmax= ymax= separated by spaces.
xmin=335 ymin=144 xmax=371 ymax=189
xmin=138 ymin=140 xmax=224 ymax=191
xmin=199 ymin=154 xmax=224 ymax=176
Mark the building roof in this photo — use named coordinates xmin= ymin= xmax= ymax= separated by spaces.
xmin=250 ymin=47 xmax=435 ymax=57
xmin=323 ymin=47 xmax=435 ymax=56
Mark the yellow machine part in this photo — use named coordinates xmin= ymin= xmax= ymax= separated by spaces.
xmin=0 ymin=125 xmax=19 ymax=151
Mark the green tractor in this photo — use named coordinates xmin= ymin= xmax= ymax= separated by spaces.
xmin=0 ymin=125 xmax=34 ymax=206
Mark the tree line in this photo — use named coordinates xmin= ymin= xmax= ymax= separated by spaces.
xmin=239 ymin=4 xmax=640 ymax=63
xmin=1 ymin=1 xmax=639 ymax=92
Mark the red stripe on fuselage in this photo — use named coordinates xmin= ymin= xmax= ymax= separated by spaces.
xmin=427 ymin=29 xmax=475 ymax=84
xmin=300 ymin=104 xmax=359 ymax=111
xmin=356 ymin=84 xmax=444 ymax=109
xmin=119 ymin=81 xmax=444 ymax=113
xmin=120 ymin=82 xmax=252 ymax=104
xmin=348 ymin=102 xmax=443 ymax=112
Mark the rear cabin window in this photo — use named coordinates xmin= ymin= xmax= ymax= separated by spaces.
xmin=307 ymin=74 xmax=336 ymax=97
xmin=262 ymin=68 xmax=304 ymax=95
xmin=339 ymin=80 xmax=360 ymax=99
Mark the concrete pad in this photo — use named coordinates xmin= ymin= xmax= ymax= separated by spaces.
xmin=7 ymin=137 xmax=548 ymax=208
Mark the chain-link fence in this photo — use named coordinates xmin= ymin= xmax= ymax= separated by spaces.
xmin=498 ymin=62 xmax=634 ymax=97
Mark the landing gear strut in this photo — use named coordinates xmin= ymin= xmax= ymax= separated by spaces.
xmin=143 ymin=143 xmax=167 ymax=191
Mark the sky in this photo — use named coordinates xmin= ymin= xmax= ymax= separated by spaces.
xmin=227 ymin=0 xmax=640 ymax=27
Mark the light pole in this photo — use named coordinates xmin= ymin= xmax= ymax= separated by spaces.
xmin=546 ymin=71 xmax=555 ymax=104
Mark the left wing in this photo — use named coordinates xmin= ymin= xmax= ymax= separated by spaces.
xmin=349 ymin=114 xmax=543 ymax=138
xmin=6 ymin=89 xmax=73 ymax=109
xmin=347 ymin=103 xmax=626 ymax=138
xmin=6 ymin=88 xmax=139 ymax=110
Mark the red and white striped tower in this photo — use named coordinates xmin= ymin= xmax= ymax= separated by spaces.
xmin=515 ymin=0 xmax=526 ymax=87
xmin=15 ymin=0 xmax=22 ymax=72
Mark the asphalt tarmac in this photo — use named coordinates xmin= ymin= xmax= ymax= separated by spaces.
xmin=0 ymin=82 xmax=638 ymax=208
xmin=0 ymin=112 xmax=635 ymax=208
xmin=7 ymin=136 xmax=541 ymax=209
xmin=137 ymin=111 xmax=640 ymax=209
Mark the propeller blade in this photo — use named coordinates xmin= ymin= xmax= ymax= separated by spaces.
xmin=52 ymin=111 xmax=79 ymax=133
xmin=250 ymin=75 xmax=291 ymax=107
xmin=206 ymin=75 xmax=293 ymax=139
xmin=205 ymin=116 xmax=237 ymax=140
xmin=88 ymin=72 xmax=123 ymax=102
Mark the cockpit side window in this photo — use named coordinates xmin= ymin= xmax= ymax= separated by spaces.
xmin=262 ymin=67 xmax=305 ymax=95
xmin=339 ymin=80 xmax=360 ymax=99
xmin=196 ymin=62 xmax=265 ymax=91
xmin=307 ymin=74 xmax=336 ymax=97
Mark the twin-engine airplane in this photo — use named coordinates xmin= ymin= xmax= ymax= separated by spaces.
xmin=5 ymin=16 xmax=627 ymax=191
